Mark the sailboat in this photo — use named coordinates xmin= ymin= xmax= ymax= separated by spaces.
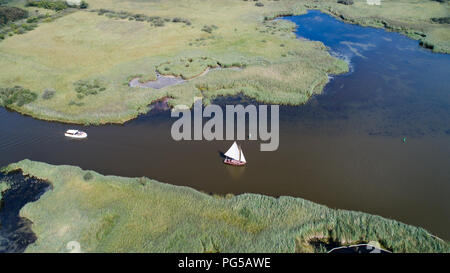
xmin=223 ymin=141 xmax=246 ymax=166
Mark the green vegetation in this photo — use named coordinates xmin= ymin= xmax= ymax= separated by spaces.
xmin=0 ymin=181 xmax=10 ymax=201
xmin=92 ymin=9 xmax=190 ymax=27
xmin=0 ymin=20 xmax=38 ymax=36
xmin=79 ymin=1 xmax=88 ymax=9
xmin=0 ymin=0 xmax=448 ymax=124
xmin=0 ymin=0 xmax=345 ymax=124
xmin=25 ymin=0 xmax=68 ymax=11
xmin=0 ymin=1 xmax=88 ymax=42
xmin=83 ymin=172 xmax=93 ymax=181
xmin=74 ymin=79 xmax=106 ymax=98
xmin=0 ymin=6 xmax=28 ymax=25
xmin=0 ymin=86 xmax=37 ymax=107
xmin=431 ymin=16 xmax=450 ymax=24
xmin=337 ymin=0 xmax=354 ymax=5
xmin=201 ymin=24 xmax=218 ymax=33
xmin=0 ymin=2 xmax=72 ymax=42
xmin=156 ymin=57 xmax=220 ymax=79
xmin=2 ymin=160 xmax=448 ymax=253
xmin=172 ymin=17 xmax=191 ymax=25
xmin=123 ymin=73 xmax=156 ymax=85
xmin=138 ymin=73 xmax=157 ymax=83
xmin=41 ymin=88 xmax=55 ymax=100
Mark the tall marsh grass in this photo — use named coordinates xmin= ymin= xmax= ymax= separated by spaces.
xmin=0 ymin=0 xmax=448 ymax=124
xmin=2 ymin=160 xmax=448 ymax=253
xmin=0 ymin=0 xmax=345 ymax=124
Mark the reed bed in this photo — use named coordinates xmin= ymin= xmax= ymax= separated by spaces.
xmin=2 ymin=160 xmax=448 ymax=253
xmin=1 ymin=0 xmax=447 ymax=124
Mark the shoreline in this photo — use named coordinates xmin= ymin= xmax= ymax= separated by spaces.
xmin=312 ymin=8 xmax=449 ymax=54
xmin=1 ymin=159 xmax=448 ymax=252
xmin=268 ymin=7 xmax=449 ymax=55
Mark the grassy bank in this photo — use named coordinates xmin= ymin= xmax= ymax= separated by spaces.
xmin=0 ymin=0 xmax=448 ymax=124
xmin=0 ymin=182 xmax=10 ymax=201
xmin=0 ymin=0 xmax=346 ymax=124
xmin=1 ymin=159 xmax=448 ymax=253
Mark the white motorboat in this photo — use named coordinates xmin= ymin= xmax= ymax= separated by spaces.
xmin=65 ymin=129 xmax=87 ymax=139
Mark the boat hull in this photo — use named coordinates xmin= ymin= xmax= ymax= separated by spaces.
xmin=224 ymin=158 xmax=246 ymax=166
xmin=64 ymin=133 xmax=87 ymax=139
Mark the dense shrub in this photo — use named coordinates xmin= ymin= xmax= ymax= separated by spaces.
xmin=431 ymin=17 xmax=450 ymax=24
xmin=83 ymin=172 xmax=93 ymax=181
xmin=93 ymin=9 xmax=190 ymax=27
xmin=26 ymin=0 xmax=68 ymax=11
xmin=21 ymin=23 xmax=37 ymax=31
xmin=68 ymin=100 xmax=84 ymax=106
xmin=137 ymin=177 xmax=147 ymax=186
xmin=0 ymin=86 xmax=37 ymax=107
xmin=337 ymin=0 xmax=354 ymax=5
xmin=26 ymin=16 xmax=39 ymax=24
xmin=202 ymin=25 xmax=212 ymax=33
xmin=153 ymin=19 xmax=164 ymax=27
xmin=74 ymin=79 xmax=106 ymax=96
xmin=201 ymin=25 xmax=218 ymax=33
xmin=419 ymin=39 xmax=434 ymax=50
xmin=0 ymin=12 xmax=53 ymax=41
xmin=80 ymin=1 xmax=88 ymax=9
xmin=66 ymin=0 xmax=88 ymax=8
xmin=0 ymin=7 xmax=28 ymax=25
xmin=42 ymin=88 xmax=56 ymax=100
xmin=172 ymin=17 xmax=191 ymax=25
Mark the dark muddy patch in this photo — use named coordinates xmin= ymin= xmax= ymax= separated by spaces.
xmin=309 ymin=238 xmax=391 ymax=253
xmin=0 ymin=171 xmax=51 ymax=253
xmin=148 ymin=97 xmax=171 ymax=112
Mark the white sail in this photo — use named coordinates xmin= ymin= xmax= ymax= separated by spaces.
xmin=224 ymin=142 xmax=240 ymax=161
xmin=239 ymin=146 xmax=246 ymax=163
xmin=224 ymin=141 xmax=246 ymax=163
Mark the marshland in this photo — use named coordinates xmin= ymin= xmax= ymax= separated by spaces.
xmin=1 ymin=160 xmax=449 ymax=253
xmin=1 ymin=0 xmax=449 ymax=124
xmin=0 ymin=0 xmax=449 ymax=252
